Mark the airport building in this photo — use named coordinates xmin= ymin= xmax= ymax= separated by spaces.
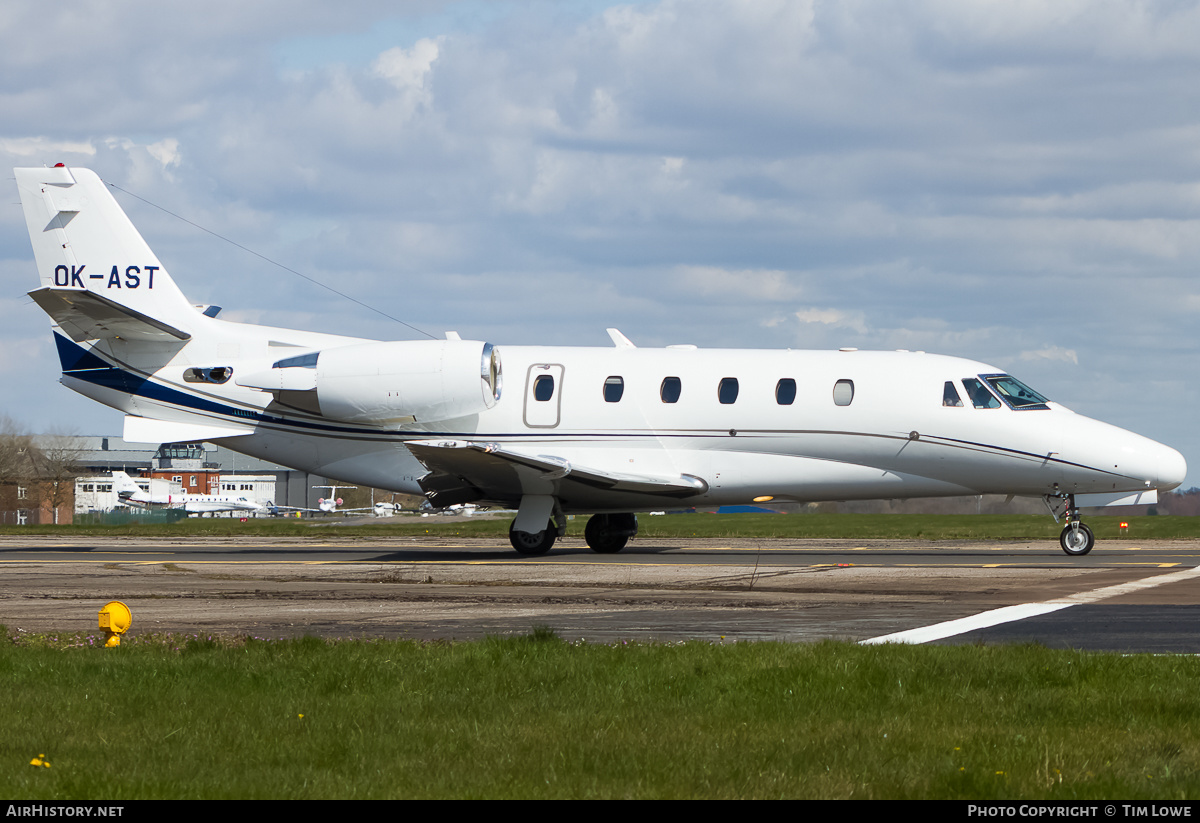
xmin=68 ymin=435 xmax=339 ymax=516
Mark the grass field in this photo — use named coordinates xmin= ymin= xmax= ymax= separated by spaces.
xmin=2 ymin=629 xmax=1198 ymax=800
xmin=3 ymin=512 xmax=1198 ymax=540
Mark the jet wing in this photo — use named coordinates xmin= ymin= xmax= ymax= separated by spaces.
xmin=406 ymin=439 xmax=708 ymax=508
xmin=28 ymin=286 xmax=191 ymax=342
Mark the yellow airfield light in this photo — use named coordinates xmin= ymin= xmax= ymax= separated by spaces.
xmin=98 ymin=600 xmax=132 ymax=648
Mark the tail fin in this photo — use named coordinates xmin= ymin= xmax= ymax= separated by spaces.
xmin=110 ymin=471 xmax=141 ymax=498
xmin=15 ymin=166 xmax=200 ymax=342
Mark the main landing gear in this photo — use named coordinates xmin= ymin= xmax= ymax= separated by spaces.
xmin=584 ymin=513 xmax=638 ymax=554
xmin=508 ymin=511 xmax=640 ymax=555
xmin=1044 ymin=493 xmax=1095 ymax=556
xmin=509 ymin=521 xmax=558 ymax=555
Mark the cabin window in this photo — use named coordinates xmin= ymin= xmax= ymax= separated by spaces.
xmin=718 ymin=377 xmax=739 ymax=404
xmin=533 ymin=374 xmax=555 ymax=401
xmin=776 ymin=378 xmax=796 ymax=405
xmin=833 ymin=379 xmax=854 ymax=406
xmin=962 ymin=378 xmax=1000 ymax=409
xmin=603 ymin=376 xmax=625 ymax=403
xmin=661 ymin=376 xmax=682 ymax=403
xmin=183 ymin=366 xmax=233 ymax=384
xmin=982 ymin=374 xmax=1050 ymax=410
xmin=943 ymin=381 xmax=963 ymax=407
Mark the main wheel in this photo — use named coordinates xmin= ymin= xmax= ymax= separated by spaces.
xmin=509 ymin=521 xmax=556 ymax=555
xmin=584 ymin=513 xmax=637 ymax=554
xmin=1060 ymin=523 xmax=1094 ymax=556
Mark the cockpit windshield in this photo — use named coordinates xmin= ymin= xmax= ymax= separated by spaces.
xmin=981 ymin=374 xmax=1050 ymax=410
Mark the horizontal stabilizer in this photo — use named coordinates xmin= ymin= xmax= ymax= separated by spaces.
xmin=123 ymin=415 xmax=254 ymax=444
xmin=29 ymin=287 xmax=191 ymax=342
xmin=407 ymin=439 xmax=707 ymax=506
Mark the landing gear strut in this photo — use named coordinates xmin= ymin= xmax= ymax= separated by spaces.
xmin=584 ymin=513 xmax=638 ymax=553
xmin=1045 ymin=493 xmax=1094 ymax=556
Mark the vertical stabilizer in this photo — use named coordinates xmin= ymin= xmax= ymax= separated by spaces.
xmin=15 ymin=166 xmax=199 ymax=339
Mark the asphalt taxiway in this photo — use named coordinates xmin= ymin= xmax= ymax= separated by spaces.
xmin=1 ymin=536 xmax=1197 ymax=650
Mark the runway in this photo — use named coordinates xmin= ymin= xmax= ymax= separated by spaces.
xmin=1 ymin=536 xmax=1197 ymax=650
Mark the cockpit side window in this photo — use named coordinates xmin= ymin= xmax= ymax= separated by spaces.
xmin=982 ymin=374 xmax=1050 ymax=410
xmin=962 ymin=378 xmax=1000 ymax=409
xmin=943 ymin=381 xmax=963 ymax=407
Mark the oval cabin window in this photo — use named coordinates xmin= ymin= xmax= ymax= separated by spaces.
xmin=533 ymin=374 xmax=555 ymax=401
xmin=660 ymin=376 xmax=681 ymax=403
xmin=603 ymin=376 xmax=625 ymax=403
xmin=833 ymin=379 xmax=854 ymax=406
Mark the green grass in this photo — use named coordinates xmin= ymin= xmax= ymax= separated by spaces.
xmin=2 ymin=630 xmax=1198 ymax=799
xmin=4 ymin=513 xmax=1199 ymax=540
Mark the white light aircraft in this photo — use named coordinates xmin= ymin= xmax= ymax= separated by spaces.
xmin=17 ymin=166 xmax=1187 ymax=555
xmin=111 ymin=470 xmax=266 ymax=516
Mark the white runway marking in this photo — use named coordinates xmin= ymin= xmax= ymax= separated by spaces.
xmin=860 ymin=565 xmax=1200 ymax=645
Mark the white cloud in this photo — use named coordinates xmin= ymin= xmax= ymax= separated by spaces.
xmin=0 ymin=138 xmax=95 ymax=157
xmin=372 ymin=37 xmax=441 ymax=110
xmin=1019 ymin=346 xmax=1080 ymax=365
xmin=147 ymin=139 xmax=182 ymax=169
xmin=677 ymin=266 xmax=802 ymax=301
xmin=793 ymin=308 xmax=868 ymax=334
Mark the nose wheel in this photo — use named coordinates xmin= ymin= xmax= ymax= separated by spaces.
xmin=1059 ymin=522 xmax=1094 ymax=556
xmin=1046 ymin=493 xmax=1095 ymax=556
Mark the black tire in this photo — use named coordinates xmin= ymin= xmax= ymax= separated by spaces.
xmin=509 ymin=521 xmax=556 ymax=555
xmin=1060 ymin=523 xmax=1094 ymax=556
xmin=584 ymin=513 xmax=637 ymax=554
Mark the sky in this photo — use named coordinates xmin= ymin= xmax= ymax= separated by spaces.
xmin=1 ymin=0 xmax=1198 ymax=489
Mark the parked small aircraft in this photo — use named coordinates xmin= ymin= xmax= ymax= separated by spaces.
xmin=111 ymin=470 xmax=267 ymax=515
xmin=18 ymin=166 xmax=1186 ymax=555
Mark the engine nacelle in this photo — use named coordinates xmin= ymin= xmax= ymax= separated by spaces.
xmin=236 ymin=339 xmax=502 ymax=425
xmin=312 ymin=339 xmax=501 ymax=425
xmin=313 ymin=339 xmax=501 ymax=425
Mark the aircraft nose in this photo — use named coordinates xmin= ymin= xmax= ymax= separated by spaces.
xmin=1156 ymin=443 xmax=1187 ymax=492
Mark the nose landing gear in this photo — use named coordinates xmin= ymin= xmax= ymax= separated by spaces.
xmin=1045 ymin=493 xmax=1095 ymax=556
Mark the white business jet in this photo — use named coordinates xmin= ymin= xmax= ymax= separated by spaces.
xmin=111 ymin=470 xmax=266 ymax=516
xmin=16 ymin=166 xmax=1186 ymax=555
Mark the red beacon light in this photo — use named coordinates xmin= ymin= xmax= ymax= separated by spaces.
xmin=1120 ymin=521 xmax=1129 ymax=533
